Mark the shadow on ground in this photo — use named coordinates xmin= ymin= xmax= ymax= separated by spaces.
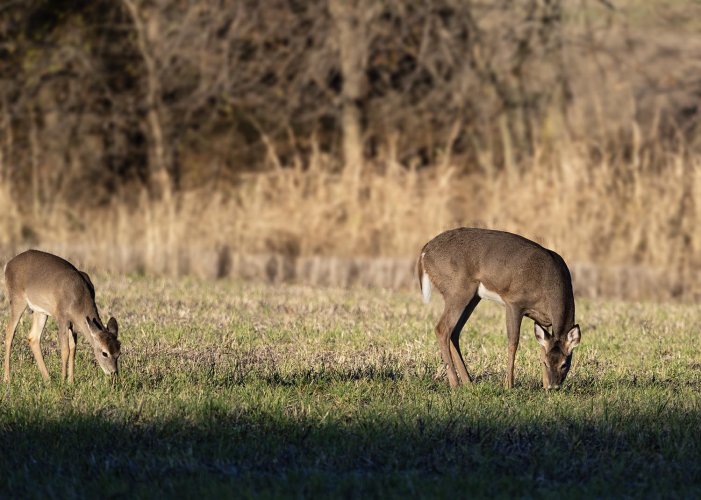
xmin=1 ymin=392 xmax=700 ymax=498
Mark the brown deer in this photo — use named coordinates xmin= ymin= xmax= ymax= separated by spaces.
xmin=417 ymin=228 xmax=581 ymax=390
xmin=4 ymin=250 xmax=120 ymax=383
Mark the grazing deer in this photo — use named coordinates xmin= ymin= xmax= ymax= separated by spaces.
xmin=417 ymin=228 xmax=581 ymax=390
xmin=4 ymin=250 xmax=120 ymax=383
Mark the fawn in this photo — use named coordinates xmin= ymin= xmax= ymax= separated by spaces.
xmin=4 ymin=250 xmax=120 ymax=383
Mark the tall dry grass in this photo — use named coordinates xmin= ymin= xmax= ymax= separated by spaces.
xmin=1 ymin=1 xmax=698 ymax=301
xmin=2 ymin=137 xmax=700 ymax=301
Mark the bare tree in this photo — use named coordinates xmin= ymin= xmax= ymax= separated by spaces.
xmin=2 ymin=0 xmax=697 ymax=213
xmin=122 ymin=0 xmax=173 ymax=200
xmin=329 ymin=0 xmax=377 ymax=188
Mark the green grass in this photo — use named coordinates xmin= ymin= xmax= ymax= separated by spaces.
xmin=1 ymin=275 xmax=701 ymax=497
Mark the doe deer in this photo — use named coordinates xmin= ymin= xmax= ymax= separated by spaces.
xmin=417 ymin=228 xmax=581 ymax=390
xmin=4 ymin=250 xmax=120 ymax=383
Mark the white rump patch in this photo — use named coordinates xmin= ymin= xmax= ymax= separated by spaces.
xmin=477 ymin=283 xmax=505 ymax=305
xmin=26 ymin=298 xmax=51 ymax=316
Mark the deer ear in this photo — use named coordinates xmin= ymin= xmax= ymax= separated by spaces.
xmin=85 ymin=316 xmax=98 ymax=339
xmin=534 ymin=323 xmax=550 ymax=347
xmin=565 ymin=325 xmax=581 ymax=354
xmin=107 ymin=317 xmax=118 ymax=338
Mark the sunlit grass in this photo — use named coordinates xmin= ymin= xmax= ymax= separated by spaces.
xmin=1 ymin=275 xmax=700 ymax=497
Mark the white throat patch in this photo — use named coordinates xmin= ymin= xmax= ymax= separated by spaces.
xmin=477 ymin=283 xmax=505 ymax=305
xmin=26 ymin=298 xmax=51 ymax=316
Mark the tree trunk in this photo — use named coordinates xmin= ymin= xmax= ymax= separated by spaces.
xmin=122 ymin=0 xmax=172 ymax=202
xmin=329 ymin=0 xmax=367 ymax=192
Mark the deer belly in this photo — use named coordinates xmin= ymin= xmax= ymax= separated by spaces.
xmin=477 ymin=283 xmax=505 ymax=305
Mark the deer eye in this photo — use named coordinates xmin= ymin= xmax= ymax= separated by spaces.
xmin=102 ymin=352 xmax=108 ymax=358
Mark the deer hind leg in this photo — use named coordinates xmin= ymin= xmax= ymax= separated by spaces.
xmin=4 ymin=299 xmax=27 ymax=382
xmin=435 ymin=312 xmax=460 ymax=388
xmin=505 ymin=305 xmax=524 ymax=389
xmin=27 ymin=312 xmax=50 ymax=381
xmin=58 ymin=319 xmax=70 ymax=382
xmin=67 ymin=324 xmax=77 ymax=384
xmin=449 ymin=294 xmax=481 ymax=384
xmin=435 ymin=285 xmax=479 ymax=388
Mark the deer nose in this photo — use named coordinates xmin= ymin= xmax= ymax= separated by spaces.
xmin=547 ymin=384 xmax=561 ymax=391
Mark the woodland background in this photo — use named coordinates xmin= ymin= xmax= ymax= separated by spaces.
xmin=1 ymin=0 xmax=700 ymax=300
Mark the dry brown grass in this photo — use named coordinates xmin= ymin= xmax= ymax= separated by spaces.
xmin=1 ymin=1 xmax=699 ymax=301
xmin=1 ymin=140 xmax=700 ymax=301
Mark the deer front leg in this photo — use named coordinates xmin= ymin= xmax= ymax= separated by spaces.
xmin=505 ymin=306 xmax=523 ymax=389
xmin=27 ymin=312 xmax=49 ymax=381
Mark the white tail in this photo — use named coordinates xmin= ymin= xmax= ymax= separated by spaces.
xmin=421 ymin=270 xmax=432 ymax=304
xmin=418 ymin=252 xmax=432 ymax=304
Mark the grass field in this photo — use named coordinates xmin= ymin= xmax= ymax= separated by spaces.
xmin=1 ymin=275 xmax=700 ymax=498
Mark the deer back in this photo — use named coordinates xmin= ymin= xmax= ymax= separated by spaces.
xmin=421 ymin=228 xmax=575 ymax=336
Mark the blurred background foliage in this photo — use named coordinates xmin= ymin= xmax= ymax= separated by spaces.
xmin=1 ymin=0 xmax=700 ymax=298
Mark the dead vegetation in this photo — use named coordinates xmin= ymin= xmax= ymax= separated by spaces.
xmin=1 ymin=1 xmax=700 ymax=300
